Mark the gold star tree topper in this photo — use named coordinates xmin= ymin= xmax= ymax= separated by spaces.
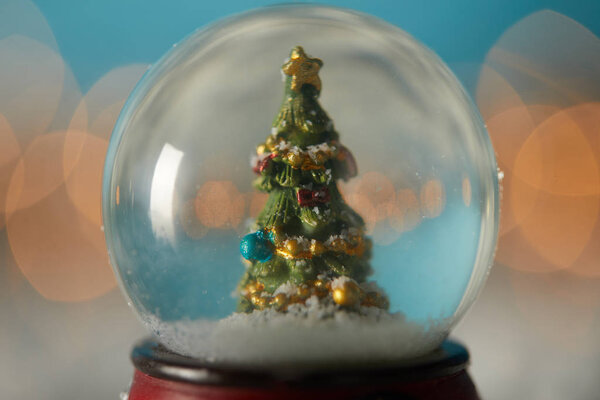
xmin=282 ymin=46 xmax=323 ymax=92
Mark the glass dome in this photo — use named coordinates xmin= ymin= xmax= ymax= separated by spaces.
xmin=103 ymin=4 xmax=499 ymax=365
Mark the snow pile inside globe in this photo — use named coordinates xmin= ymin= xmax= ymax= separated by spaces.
xmin=102 ymin=5 xmax=499 ymax=366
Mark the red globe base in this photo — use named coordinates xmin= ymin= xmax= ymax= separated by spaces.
xmin=128 ymin=339 xmax=480 ymax=400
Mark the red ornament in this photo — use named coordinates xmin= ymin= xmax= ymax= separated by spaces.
xmin=253 ymin=153 xmax=276 ymax=174
xmin=297 ymin=186 xmax=330 ymax=207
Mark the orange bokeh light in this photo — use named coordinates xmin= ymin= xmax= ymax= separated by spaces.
xmin=0 ymin=114 xmax=20 ymax=168
xmin=61 ymin=64 xmax=149 ymax=231
xmin=5 ymin=130 xmax=84 ymax=217
xmin=353 ymin=171 xmax=396 ymax=221
xmin=509 ymin=107 xmax=600 ymax=271
xmin=476 ymin=65 xmax=526 ymax=122
xmin=478 ymin=10 xmax=600 ymax=276
xmin=340 ymin=172 xmax=425 ymax=243
xmin=68 ymin=64 xmax=148 ymax=140
xmin=483 ymin=10 xmax=600 ymax=108
xmin=195 ymin=181 xmax=245 ymax=229
xmin=89 ymin=100 xmax=127 ymax=139
xmin=487 ymin=107 xmax=535 ymax=174
xmin=345 ymin=191 xmax=378 ymax=232
xmin=0 ymin=114 xmax=21 ymax=228
xmin=6 ymin=187 xmax=115 ymax=302
xmin=249 ymin=192 xmax=268 ymax=218
xmin=462 ymin=176 xmax=472 ymax=207
xmin=342 ymin=171 xmax=397 ymax=235
xmin=0 ymin=35 xmax=64 ymax=147
xmin=515 ymin=190 xmax=598 ymax=271
xmin=495 ymin=227 xmax=558 ymax=274
xmin=390 ymin=188 xmax=421 ymax=233
xmin=420 ymin=179 xmax=445 ymax=218
xmin=513 ymin=110 xmax=599 ymax=197
xmin=64 ymin=133 xmax=109 ymax=228
xmin=486 ymin=105 xmax=560 ymax=236
xmin=559 ymin=103 xmax=600 ymax=277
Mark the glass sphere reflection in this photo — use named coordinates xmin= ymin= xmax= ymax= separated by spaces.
xmin=103 ymin=5 xmax=499 ymax=364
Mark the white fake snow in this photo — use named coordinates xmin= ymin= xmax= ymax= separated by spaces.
xmin=305 ymin=142 xmax=336 ymax=162
xmin=324 ymin=228 xmax=358 ymax=246
xmin=273 ymin=281 xmax=298 ymax=297
xmin=249 ymin=152 xmax=270 ymax=168
xmin=330 ymin=275 xmax=352 ymax=290
xmin=145 ymin=300 xmax=448 ymax=367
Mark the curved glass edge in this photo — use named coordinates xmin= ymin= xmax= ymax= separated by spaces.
xmin=450 ymin=99 xmax=500 ymax=327
xmin=101 ymin=7 xmax=249 ymax=319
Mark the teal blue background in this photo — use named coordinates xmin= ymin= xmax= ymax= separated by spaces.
xmin=33 ymin=0 xmax=600 ymax=94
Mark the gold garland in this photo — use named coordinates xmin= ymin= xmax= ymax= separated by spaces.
xmin=257 ymin=136 xmax=341 ymax=171
xmin=269 ymin=228 xmax=367 ymax=260
xmin=242 ymin=278 xmax=389 ymax=311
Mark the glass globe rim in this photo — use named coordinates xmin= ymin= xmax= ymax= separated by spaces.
xmin=101 ymin=3 xmax=500 ymax=331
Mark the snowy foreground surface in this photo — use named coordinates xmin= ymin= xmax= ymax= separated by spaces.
xmin=147 ymin=297 xmax=448 ymax=367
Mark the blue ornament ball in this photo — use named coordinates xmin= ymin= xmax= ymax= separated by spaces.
xmin=240 ymin=231 xmax=273 ymax=262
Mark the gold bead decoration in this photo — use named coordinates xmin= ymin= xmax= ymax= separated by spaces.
xmin=270 ymin=293 xmax=288 ymax=309
xmin=332 ymin=280 xmax=361 ymax=307
xmin=246 ymin=281 xmax=265 ymax=295
xmin=313 ymin=152 xmax=326 ymax=165
xmin=296 ymin=285 xmax=311 ymax=299
xmin=329 ymin=238 xmax=346 ymax=252
xmin=312 ymin=279 xmax=329 ymax=298
xmin=250 ymin=293 xmax=268 ymax=308
xmin=261 ymin=139 xmax=339 ymax=170
xmin=300 ymin=161 xmax=325 ymax=171
xmin=312 ymin=279 xmax=326 ymax=289
xmin=268 ymin=226 xmax=283 ymax=245
xmin=285 ymin=239 xmax=300 ymax=255
xmin=272 ymin=232 xmax=367 ymax=261
xmin=310 ymin=241 xmax=326 ymax=256
xmin=346 ymin=240 xmax=365 ymax=257
xmin=243 ymin=276 xmax=388 ymax=311
xmin=286 ymin=152 xmax=304 ymax=168
xmin=265 ymin=135 xmax=277 ymax=151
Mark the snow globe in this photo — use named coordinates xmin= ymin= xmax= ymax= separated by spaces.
xmin=103 ymin=5 xmax=498 ymax=399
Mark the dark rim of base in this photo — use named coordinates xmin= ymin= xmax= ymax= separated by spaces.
xmin=131 ymin=338 xmax=469 ymax=388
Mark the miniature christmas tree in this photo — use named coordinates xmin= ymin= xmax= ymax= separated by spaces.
xmin=238 ymin=46 xmax=388 ymax=313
